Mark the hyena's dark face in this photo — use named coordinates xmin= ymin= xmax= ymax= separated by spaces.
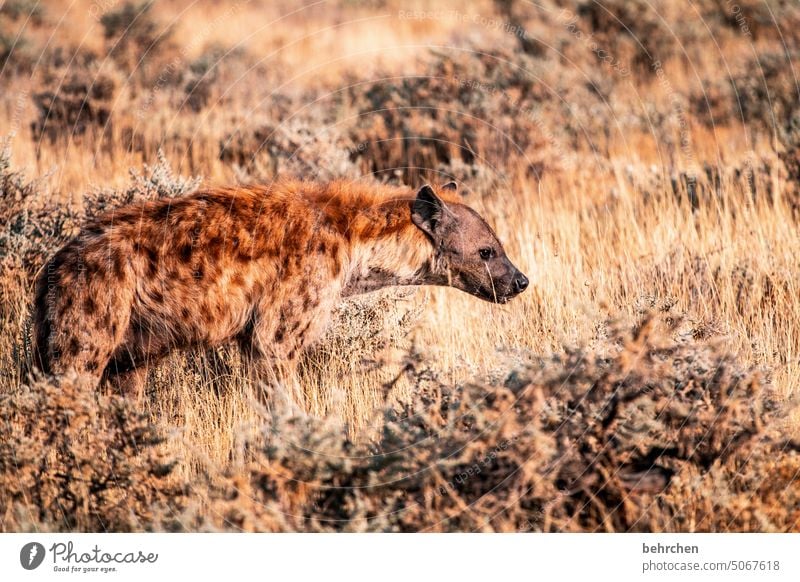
xmin=411 ymin=184 xmax=529 ymax=304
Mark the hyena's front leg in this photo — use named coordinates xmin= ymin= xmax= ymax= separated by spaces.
xmin=239 ymin=285 xmax=338 ymax=412
xmin=237 ymin=316 xmax=307 ymax=412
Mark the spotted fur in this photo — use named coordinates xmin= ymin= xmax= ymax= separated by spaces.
xmin=32 ymin=179 xmax=527 ymax=394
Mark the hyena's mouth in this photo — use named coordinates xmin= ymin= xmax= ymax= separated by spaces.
xmin=494 ymin=292 xmax=520 ymax=304
xmin=457 ymin=273 xmax=520 ymax=304
xmin=473 ymin=286 xmax=519 ymax=304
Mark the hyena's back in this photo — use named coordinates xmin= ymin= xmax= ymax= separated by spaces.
xmin=32 ymin=186 xmax=321 ymax=383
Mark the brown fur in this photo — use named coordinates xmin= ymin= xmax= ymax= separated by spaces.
xmin=32 ymin=179 xmax=527 ymax=394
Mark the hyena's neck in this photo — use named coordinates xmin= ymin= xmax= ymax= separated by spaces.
xmin=340 ymin=199 xmax=438 ymax=297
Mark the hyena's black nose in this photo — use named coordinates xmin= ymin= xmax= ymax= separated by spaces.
xmin=513 ymin=272 xmax=529 ymax=294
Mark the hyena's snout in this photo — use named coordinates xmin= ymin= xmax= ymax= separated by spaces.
xmin=499 ymin=262 xmax=528 ymax=302
xmin=511 ymin=269 xmax=529 ymax=295
xmin=483 ymin=259 xmax=530 ymax=303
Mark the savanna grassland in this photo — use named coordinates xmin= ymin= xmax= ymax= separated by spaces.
xmin=1 ymin=0 xmax=800 ymax=532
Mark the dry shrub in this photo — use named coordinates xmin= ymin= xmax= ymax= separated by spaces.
xmin=187 ymin=314 xmax=799 ymax=532
xmin=712 ymin=0 xmax=800 ymax=44
xmin=182 ymin=44 xmax=250 ymax=113
xmin=0 ymin=307 xmax=796 ymax=531
xmin=346 ymin=69 xmax=484 ymax=183
xmin=619 ymin=154 xmax=786 ymax=215
xmin=574 ymin=0 xmax=682 ymax=72
xmin=100 ymin=0 xmax=174 ymax=74
xmin=221 ymin=120 xmax=360 ymax=182
xmin=83 ymin=149 xmax=201 ymax=219
xmin=0 ymin=0 xmax=44 ymax=23
xmin=31 ymin=61 xmax=121 ymax=143
xmin=523 ymin=315 xmax=798 ymax=532
xmin=0 ymin=0 xmax=44 ymax=70
xmin=731 ymin=51 xmax=800 ymax=130
xmin=0 ymin=375 xmax=184 ymax=532
xmin=0 ymin=20 xmax=37 ymax=73
xmin=0 ymin=140 xmax=78 ymax=279
xmin=313 ymin=290 xmax=424 ymax=362
xmin=778 ymin=108 xmax=800 ymax=206
xmin=345 ymin=48 xmax=599 ymax=183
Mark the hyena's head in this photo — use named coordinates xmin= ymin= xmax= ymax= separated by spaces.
xmin=411 ymin=182 xmax=529 ymax=304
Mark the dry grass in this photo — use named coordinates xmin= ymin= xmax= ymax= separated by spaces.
xmin=1 ymin=0 xmax=799 ymax=531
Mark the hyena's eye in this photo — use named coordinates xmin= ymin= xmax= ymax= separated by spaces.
xmin=479 ymin=247 xmax=495 ymax=260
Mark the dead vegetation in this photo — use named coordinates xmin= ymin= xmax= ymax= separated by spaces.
xmin=1 ymin=0 xmax=799 ymax=532
xmin=2 ymin=315 xmax=797 ymax=532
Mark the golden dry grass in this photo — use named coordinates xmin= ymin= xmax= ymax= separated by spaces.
xmin=1 ymin=0 xmax=799 ymax=531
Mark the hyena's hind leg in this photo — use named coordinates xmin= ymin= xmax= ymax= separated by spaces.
xmin=102 ymin=321 xmax=172 ymax=401
xmin=32 ymin=291 xmax=126 ymax=389
xmin=33 ymin=241 xmax=136 ymax=388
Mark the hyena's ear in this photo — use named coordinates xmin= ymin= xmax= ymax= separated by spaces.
xmin=411 ymin=184 xmax=445 ymax=237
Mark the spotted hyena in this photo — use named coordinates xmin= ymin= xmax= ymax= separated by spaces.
xmin=32 ymin=180 xmax=528 ymax=396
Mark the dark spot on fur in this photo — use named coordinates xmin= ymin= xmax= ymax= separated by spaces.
xmin=179 ymin=244 xmax=193 ymax=263
xmin=152 ymin=203 xmax=172 ymax=222
xmin=274 ymin=323 xmax=286 ymax=343
xmin=67 ymin=338 xmax=80 ymax=357
xmin=83 ymin=260 xmax=101 ymax=278
xmin=84 ymin=296 xmax=97 ymax=315
xmin=208 ymin=236 xmax=223 ymax=260
xmin=145 ymin=247 xmax=157 ymax=262
xmin=84 ymin=223 xmax=104 ymax=237
xmin=112 ymin=252 xmax=125 ymax=278
xmin=141 ymin=247 xmax=158 ymax=275
xmin=281 ymin=253 xmax=292 ymax=273
xmin=86 ymin=360 xmax=99 ymax=373
xmin=301 ymin=288 xmax=314 ymax=310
